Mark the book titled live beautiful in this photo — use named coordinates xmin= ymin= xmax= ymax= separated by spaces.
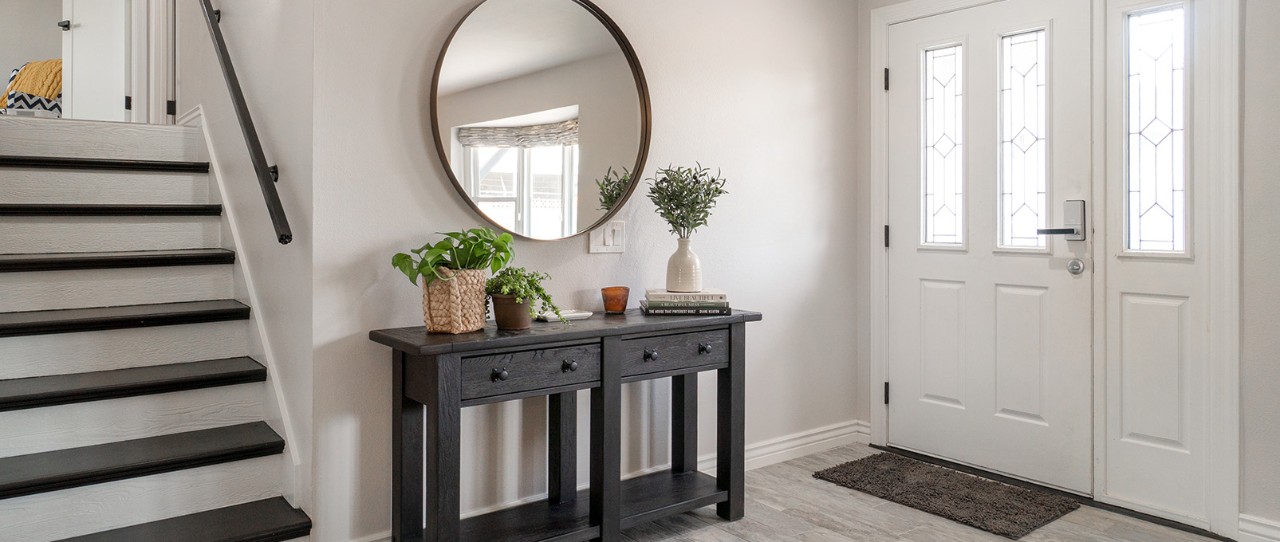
xmin=644 ymin=288 xmax=728 ymax=303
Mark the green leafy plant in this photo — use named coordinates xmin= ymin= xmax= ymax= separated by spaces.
xmin=391 ymin=227 xmax=514 ymax=286
xmin=485 ymin=267 xmax=566 ymax=322
xmin=646 ymin=164 xmax=728 ymax=239
xmin=596 ymin=166 xmax=632 ymax=211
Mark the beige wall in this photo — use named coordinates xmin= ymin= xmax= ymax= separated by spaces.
xmin=175 ymin=0 xmax=315 ymax=509
xmin=1241 ymin=0 xmax=1280 ymax=524
xmin=312 ymin=0 xmax=861 ymax=539
xmin=0 ymin=0 xmax=62 ymax=77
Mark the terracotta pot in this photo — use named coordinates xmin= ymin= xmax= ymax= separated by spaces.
xmin=421 ymin=268 xmax=487 ymax=334
xmin=491 ymin=294 xmax=533 ymax=331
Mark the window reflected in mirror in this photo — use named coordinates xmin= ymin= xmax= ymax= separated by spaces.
xmin=433 ymin=0 xmax=649 ymax=241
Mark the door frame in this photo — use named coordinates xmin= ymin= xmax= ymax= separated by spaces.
xmin=865 ymin=0 xmax=1241 ymax=536
xmin=61 ymin=0 xmax=174 ymax=123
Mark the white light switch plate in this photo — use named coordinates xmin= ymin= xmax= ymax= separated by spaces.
xmin=588 ymin=220 xmax=625 ymax=253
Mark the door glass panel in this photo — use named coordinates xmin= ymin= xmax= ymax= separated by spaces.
xmin=923 ymin=45 xmax=965 ymax=246
xmin=999 ymin=30 xmax=1048 ymax=249
xmin=1126 ymin=6 xmax=1186 ymax=252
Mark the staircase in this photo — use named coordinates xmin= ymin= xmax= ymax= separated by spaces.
xmin=0 ymin=118 xmax=310 ymax=541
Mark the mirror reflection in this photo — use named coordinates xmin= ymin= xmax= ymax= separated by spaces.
xmin=434 ymin=0 xmax=647 ymax=240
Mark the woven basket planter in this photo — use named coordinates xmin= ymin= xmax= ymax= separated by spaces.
xmin=421 ymin=268 xmax=487 ymax=334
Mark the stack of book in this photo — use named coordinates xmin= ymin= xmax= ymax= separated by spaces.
xmin=640 ymin=288 xmax=731 ymax=316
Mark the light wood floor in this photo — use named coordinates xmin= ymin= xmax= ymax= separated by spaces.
xmin=620 ymin=444 xmax=1218 ymax=542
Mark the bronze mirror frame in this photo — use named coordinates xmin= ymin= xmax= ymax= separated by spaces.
xmin=430 ymin=0 xmax=652 ymax=241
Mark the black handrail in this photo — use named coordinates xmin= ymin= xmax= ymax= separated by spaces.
xmin=199 ymin=0 xmax=293 ymax=245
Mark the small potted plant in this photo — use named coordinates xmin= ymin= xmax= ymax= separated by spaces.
xmin=392 ymin=228 xmax=514 ymax=334
xmin=596 ymin=166 xmax=632 ymax=211
xmin=647 ymin=164 xmax=728 ymax=292
xmin=485 ymin=267 xmax=566 ymax=330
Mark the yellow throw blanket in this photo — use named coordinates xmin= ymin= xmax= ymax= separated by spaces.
xmin=5 ymin=59 xmax=62 ymax=101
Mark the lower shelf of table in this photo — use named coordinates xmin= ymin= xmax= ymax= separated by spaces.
xmin=458 ymin=469 xmax=727 ymax=542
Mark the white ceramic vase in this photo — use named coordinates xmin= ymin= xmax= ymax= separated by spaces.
xmin=666 ymin=237 xmax=703 ymax=293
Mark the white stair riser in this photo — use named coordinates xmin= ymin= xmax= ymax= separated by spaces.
xmin=0 ymin=455 xmax=283 ymax=542
xmin=0 ymin=169 xmax=210 ymax=205
xmin=0 ymin=383 xmax=264 ymax=458
xmin=0 ymin=321 xmax=249 ymax=379
xmin=0 ymin=266 xmax=234 ymax=312
xmin=0 ymin=117 xmax=202 ymax=162
xmin=0 ymin=216 xmax=222 ymax=253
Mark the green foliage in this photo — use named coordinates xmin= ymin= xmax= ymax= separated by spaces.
xmin=646 ymin=164 xmax=729 ymax=239
xmin=391 ymin=227 xmax=514 ymax=286
xmin=485 ymin=267 xmax=566 ymax=323
xmin=596 ymin=166 xmax=632 ymax=211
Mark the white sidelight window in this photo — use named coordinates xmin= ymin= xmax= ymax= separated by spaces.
xmin=1125 ymin=6 xmax=1187 ymax=253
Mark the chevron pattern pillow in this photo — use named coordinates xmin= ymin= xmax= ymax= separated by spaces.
xmin=3 ymin=66 xmax=63 ymax=117
xmin=5 ymin=90 xmax=62 ymax=116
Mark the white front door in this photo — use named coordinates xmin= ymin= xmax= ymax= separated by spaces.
xmin=61 ymin=0 xmax=130 ymax=122
xmin=886 ymin=0 xmax=1094 ymax=493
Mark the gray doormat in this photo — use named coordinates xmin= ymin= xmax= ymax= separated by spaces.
xmin=813 ymin=453 xmax=1080 ymax=539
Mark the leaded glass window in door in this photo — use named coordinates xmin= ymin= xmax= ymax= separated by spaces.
xmin=923 ymin=45 xmax=965 ymax=246
xmin=1126 ymin=6 xmax=1187 ymax=252
xmin=999 ymin=30 xmax=1048 ymax=249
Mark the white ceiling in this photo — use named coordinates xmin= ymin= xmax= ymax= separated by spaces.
xmin=437 ymin=0 xmax=623 ymax=96
xmin=462 ymin=105 xmax=580 ymax=128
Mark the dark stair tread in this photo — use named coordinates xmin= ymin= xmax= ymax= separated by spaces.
xmin=0 ymin=300 xmax=250 ymax=338
xmin=0 ymin=249 xmax=236 ymax=272
xmin=0 ymin=357 xmax=266 ymax=412
xmin=0 ymin=155 xmax=210 ymax=173
xmin=56 ymin=497 xmax=312 ymax=542
xmin=0 ymin=422 xmax=284 ymax=499
xmin=0 ymin=204 xmax=222 ymax=216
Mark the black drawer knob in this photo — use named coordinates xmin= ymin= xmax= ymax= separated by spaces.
xmin=698 ymin=343 xmax=712 ymax=355
xmin=644 ymin=348 xmax=659 ymax=362
xmin=562 ymin=360 xmax=579 ymax=373
xmin=491 ymin=368 xmax=509 ymax=382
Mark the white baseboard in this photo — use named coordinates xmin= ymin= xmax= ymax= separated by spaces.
xmin=700 ymin=419 xmax=871 ymax=473
xmin=1240 ymin=515 xmax=1280 ymax=542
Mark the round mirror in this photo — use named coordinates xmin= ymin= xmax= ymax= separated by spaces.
xmin=432 ymin=0 xmax=651 ymax=241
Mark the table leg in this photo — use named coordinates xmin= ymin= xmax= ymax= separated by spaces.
xmin=423 ymin=353 xmax=461 ymax=541
xmin=672 ymin=374 xmax=698 ymax=474
xmin=717 ymin=323 xmax=746 ymax=521
xmin=549 ymin=391 xmax=578 ymax=504
xmin=392 ymin=352 xmax=425 ymax=542
xmin=592 ymin=337 xmax=623 ymax=541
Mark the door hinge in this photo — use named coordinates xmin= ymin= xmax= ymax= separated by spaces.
xmin=884 ymin=68 xmax=890 ymax=91
xmin=124 ymin=96 xmax=132 ymax=111
xmin=884 ymin=225 xmax=890 ymax=248
xmin=884 ymin=382 xmax=890 ymax=405
xmin=166 ymin=100 xmax=176 ymax=116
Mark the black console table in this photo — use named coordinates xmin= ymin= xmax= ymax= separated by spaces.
xmin=371 ymin=309 xmax=761 ymax=542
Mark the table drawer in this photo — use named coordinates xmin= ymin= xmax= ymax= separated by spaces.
xmin=621 ymin=329 xmax=729 ymax=378
xmin=460 ymin=343 xmax=601 ymax=402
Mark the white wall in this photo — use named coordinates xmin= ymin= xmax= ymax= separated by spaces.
xmin=1241 ymin=0 xmax=1280 ymax=525
xmin=174 ymin=0 xmax=315 ymax=509
xmin=312 ymin=0 xmax=861 ymax=539
xmin=0 ymin=0 xmax=62 ymax=77
xmin=439 ymin=52 xmax=642 ymax=231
